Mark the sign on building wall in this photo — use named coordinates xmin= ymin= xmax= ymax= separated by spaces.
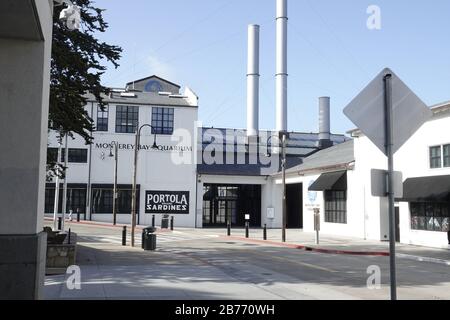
xmin=145 ymin=191 xmax=190 ymax=214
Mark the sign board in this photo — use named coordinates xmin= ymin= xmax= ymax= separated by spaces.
xmin=371 ymin=169 xmax=403 ymax=198
xmin=266 ymin=208 xmax=275 ymax=219
xmin=344 ymin=68 xmax=432 ymax=155
xmin=245 ymin=214 xmax=250 ymax=221
xmin=145 ymin=191 xmax=190 ymax=214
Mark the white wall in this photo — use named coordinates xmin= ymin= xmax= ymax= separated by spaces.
xmin=352 ymin=111 xmax=450 ymax=247
xmin=47 ymin=102 xmax=199 ymax=227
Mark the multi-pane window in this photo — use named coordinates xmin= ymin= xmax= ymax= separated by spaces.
xmin=324 ymin=190 xmax=347 ymax=224
xmin=444 ymin=144 xmax=450 ymax=168
xmin=96 ymin=105 xmax=109 ymax=132
xmin=430 ymin=146 xmax=442 ymax=169
xmin=91 ymin=186 xmax=138 ymax=214
xmin=116 ymin=105 xmax=139 ymax=133
xmin=410 ymin=202 xmax=450 ymax=232
xmin=44 ymin=185 xmax=87 ymax=214
xmin=151 ymin=107 xmax=174 ymax=135
xmin=61 ymin=148 xmax=88 ymax=163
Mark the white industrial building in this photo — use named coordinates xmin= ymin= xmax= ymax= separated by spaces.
xmin=275 ymin=101 xmax=450 ymax=249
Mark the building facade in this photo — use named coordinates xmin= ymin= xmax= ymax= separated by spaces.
xmin=46 ymin=76 xmax=199 ymax=227
xmin=277 ymin=102 xmax=450 ymax=248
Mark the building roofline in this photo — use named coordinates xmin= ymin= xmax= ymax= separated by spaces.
xmin=126 ymin=75 xmax=181 ymax=89
xmin=347 ymin=100 xmax=450 ymax=136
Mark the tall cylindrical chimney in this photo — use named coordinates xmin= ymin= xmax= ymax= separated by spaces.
xmin=247 ymin=24 xmax=260 ymax=137
xmin=319 ymin=97 xmax=332 ymax=149
xmin=276 ymin=0 xmax=288 ymax=132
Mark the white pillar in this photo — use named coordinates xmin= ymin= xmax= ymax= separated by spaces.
xmin=276 ymin=0 xmax=288 ymax=132
xmin=247 ymin=24 xmax=260 ymax=137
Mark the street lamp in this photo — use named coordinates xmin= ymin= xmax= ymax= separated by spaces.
xmin=131 ymin=124 xmax=159 ymax=247
xmin=265 ymin=132 xmax=288 ymax=242
xmin=109 ymin=142 xmax=119 ymax=226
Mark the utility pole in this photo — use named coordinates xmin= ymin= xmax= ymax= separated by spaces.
xmin=110 ymin=142 xmax=119 ymax=226
xmin=281 ymin=131 xmax=288 ymax=243
xmin=61 ymin=133 xmax=69 ymax=232
xmin=53 ymin=129 xmax=63 ymax=231
xmin=131 ymin=124 xmax=159 ymax=247
xmin=131 ymin=132 xmax=139 ymax=247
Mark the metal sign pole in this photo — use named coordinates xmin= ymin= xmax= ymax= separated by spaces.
xmin=384 ymin=73 xmax=397 ymax=300
xmin=281 ymin=132 xmax=287 ymax=243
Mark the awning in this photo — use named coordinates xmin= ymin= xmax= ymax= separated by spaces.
xmin=308 ymin=171 xmax=347 ymax=191
xmin=401 ymin=175 xmax=450 ymax=201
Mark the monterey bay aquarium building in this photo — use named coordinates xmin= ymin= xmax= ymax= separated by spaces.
xmin=45 ymin=75 xmax=450 ymax=249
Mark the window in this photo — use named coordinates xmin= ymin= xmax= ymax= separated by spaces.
xmin=44 ymin=184 xmax=87 ymax=214
xmin=430 ymin=146 xmax=442 ymax=169
xmin=324 ymin=190 xmax=347 ymax=224
xmin=96 ymin=105 xmax=109 ymax=132
xmin=410 ymin=202 xmax=450 ymax=232
xmin=91 ymin=185 xmax=139 ymax=214
xmin=116 ymin=105 xmax=139 ymax=133
xmin=444 ymin=144 xmax=450 ymax=168
xmin=61 ymin=148 xmax=88 ymax=163
xmin=151 ymin=107 xmax=174 ymax=135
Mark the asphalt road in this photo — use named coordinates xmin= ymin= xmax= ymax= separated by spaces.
xmin=44 ymin=223 xmax=450 ymax=300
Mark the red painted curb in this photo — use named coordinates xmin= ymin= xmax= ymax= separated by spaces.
xmin=43 ymin=217 xmax=172 ymax=233
xmin=223 ymin=235 xmax=389 ymax=257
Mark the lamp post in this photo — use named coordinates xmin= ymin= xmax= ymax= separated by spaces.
xmin=109 ymin=142 xmax=119 ymax=226
xmin=265 ymin=132 xmax=288 ymax=242
xmin=280 ymin=131 xmax=288 ymax=243
xmin=131 ymin=124 xmax=159 ymax=247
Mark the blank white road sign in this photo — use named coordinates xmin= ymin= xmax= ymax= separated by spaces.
xmin=344 ymin=68 xmax=432 ymax=155
xmin=371 ymin=169 xmax=403 ymax=198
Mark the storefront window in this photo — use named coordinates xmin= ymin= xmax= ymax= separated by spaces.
xmin=44 ymin=185 xmax=87 ymax=214
xmin=91 ymin=186 xmax=137 ymax=214
xmin=410 ymin=202 xmax=450 ymax=232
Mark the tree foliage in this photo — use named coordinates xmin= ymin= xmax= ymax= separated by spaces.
xmin=50 ymin=0 xmax=122 ymax=143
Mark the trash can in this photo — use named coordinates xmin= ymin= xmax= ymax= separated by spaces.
xmin=142 ymin=227 xmax=157 ymax=251
xmin=161 ymin=214 xmax=170 ymax=229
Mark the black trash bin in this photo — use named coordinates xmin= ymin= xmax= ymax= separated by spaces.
xmin=161 ymin=215 xmax=170 ymax=229
xmin=142 ymin=227 xmax=157 ymax=251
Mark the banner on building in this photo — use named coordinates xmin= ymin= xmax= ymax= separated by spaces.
xmin=145 ymin=191 xmax=190 ymax=214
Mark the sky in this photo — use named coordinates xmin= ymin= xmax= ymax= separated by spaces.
xmin=95 ymin=0 xmax=450 ymax=135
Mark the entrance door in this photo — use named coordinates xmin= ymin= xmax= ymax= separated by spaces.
xmin=395 ymin=207 xmax=400 ymax=242
xmin=216 ymin=200 xmax=237 ymax=226
xmin=286 ymin=184 xmax=303 ymax=228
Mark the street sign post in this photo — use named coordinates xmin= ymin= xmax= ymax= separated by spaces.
xmin=344 ymin=68 xmax=432 ymax=300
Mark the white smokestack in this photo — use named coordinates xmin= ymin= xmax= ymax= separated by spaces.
xmin=247 ymin=24 xmax=260 ymax=137
xmin=276 ymin=0 xmax=288 ymax=132
xmin=319 ymin=97 xmax=332 ymax=148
